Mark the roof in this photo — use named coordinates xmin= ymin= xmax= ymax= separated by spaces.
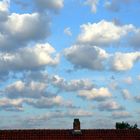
xmin=1 ymin=129 xmax=140 ymax=140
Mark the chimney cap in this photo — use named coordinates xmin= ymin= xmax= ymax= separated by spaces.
xmin=74 ymin=118 xmax=80 ymax=122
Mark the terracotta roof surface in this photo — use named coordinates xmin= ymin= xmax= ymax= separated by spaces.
xmin=1 ymin=129 xmax=140 ymax=140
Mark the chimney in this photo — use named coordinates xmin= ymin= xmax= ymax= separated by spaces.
xmin=72 ymin=118 xmax=82 ymax=135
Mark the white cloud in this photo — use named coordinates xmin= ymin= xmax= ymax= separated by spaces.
xmin=85 ymin=0 xmax=99 ymax=13
xmin=34 ymin=0 xmax=64 ymax=13
xmin=0 ymin=94 xmax=74 ymax=111
xmin=105 ymin=0 xmax=133 ymax=13
xmin=24 ymin=73 xmax=94 ymax=92
xmin=64 ymin=27 xmax=72 ymax=36
xmin=23 ymin=71 xmax=49 ymax=82
xmin=98 ymin=100 xmax=124 ymax=111
xmin=0 ymin=43 xmax=59 ymax=74
xmin=26 ymin=109 xmax=93 ymax=122
xmin=110 ymin=52 xmax=140 ymax=71
xmin=130 ymin=30 xmax=140 ymax=48
xmin=134 ymin=96 xmax=140 ymax=102
xmin=77 ymin=20 xmax=134 ymax=46
xmin=123 ymin=76 xmax=133 ymax=84
xmin=0 ymin=0 xmax=9 ymax=12
xmin=78 ymin=87 xmax=112 ymax=101
xmin=5 ymin=80 xmax=47 ymax=99
xmin=64 ymin=44 xmax=140 ymax=71
xmin=108 ymin=81 xmax=119 ymax=90
xmin=121 ymin=89 xmax=131 ymax=100
xmin=20 ymin=109 xmax=92 ymax=128
xmin=64 ymin=45 xmax=109 ymax=70
xmin=68 ymin=109 xmax=93 ymax=117
xmin=26 ymin=95 xmax=74 ymax=109
xmin=104 ymin=0 xmax=120 ymax=12
xmin=51 ymin=75 xmax=94 ymax=92
xmin=0 ymin=0 xmax=9 ymax=21
xmin=0 ymin=97 xmax=23 ymax=111
xmin=0 ymin=12 xmax=50 ymax=50
xmin=112 ymin=111 xmax=132 ymax=119
xmin=0 ymin=0 xmax=65 ymax=52
xmin=3 ymin=79 xmax=76 ymax=110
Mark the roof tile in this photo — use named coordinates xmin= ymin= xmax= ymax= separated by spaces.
xmin=0 ymin=129 xmax=140 ymax=140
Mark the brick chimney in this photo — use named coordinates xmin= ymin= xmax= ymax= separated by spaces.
xmin=73 ymin=118 xmax=82 ymax=135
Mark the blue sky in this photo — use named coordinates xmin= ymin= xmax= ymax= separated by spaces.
xmin=0 ymin=0 xmax=140 ymax=129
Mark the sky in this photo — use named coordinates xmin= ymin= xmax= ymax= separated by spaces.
xmin=0 ymin=0 xmax=140 ymax=129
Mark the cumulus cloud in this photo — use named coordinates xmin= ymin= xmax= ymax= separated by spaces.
xmin=105 ymin=0 xmax=120 ymax=12
xmin=5 ymin=80 xmax=47 ymax=99
xmin=26 ymin=109 xmax=93 ymax=122
xmin=105 ymin=0 xmax=133 ymax=12
xmin=0 ymin=0 xmax=9 ymax=21
xmin=0 ymin=0 xmax=65 ymax=51
xmin=123 ymin=76 xmax=133 ymax=84
xmin=0 ymin=43 xmax=59 ymax=75
xmin=51 ymin=75 xmax=94 ymax=92
xmin=0 ymin=95 xmax=74 ymax=111
xmin=0 ymin=12 xmax=50 ymax=51
xmin=0 ymin=97 xmax=23 ymax=111
xmin=64 ymin=27 xmax=72 ymax=36
xmin=129 ymin=30 xmax=140 ymax=49
xmin=2 ymin=79 xmax=77 ymax=110
xmin=23 ymin=72 xmax=94 ymax=93
xmin=64 ymin=45 xmax=109 ymax=70
xmin=78 ymin=87 xmax=112 ymax=101
xmin=26 ymin=95 xmax=74 ymax=109
xmin=0 ymin=0 xmax=9 ymax=11
xmin=110 ymin=52 xmax=140 ymax=71
xmin=19 ymin=109 xmax=92 ymax=128
xmin=77 ymin=20 xmax=135 ymax=46
xmin=121 ymin=89 xmax=131 ymax=100
xmin=134 ymin=96 xmax=140 ymax=103
xmin=23 ymin=71 xmax=49 ymax=82
xmin=64 ymin=44 xmax=140 ymax=71
xmin=98 ymin=100 xmax=124 ymax=111
xmin=111 ymin=111 xmax=132 ymax=119
xmin=84 ymin=0 xmax=99 ymax=13
xmin=34 ymin=0 xmax=64 ymax=13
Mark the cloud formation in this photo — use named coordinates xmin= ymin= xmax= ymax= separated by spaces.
xmin=77 ymin=20 xmax=135 ymax=46
xmin=129 ymin=30 xmax=140 ymax=49
xmin=64 ymin=27 xmax=72 ymax=36
xmin=26 ymin=95 xmax=74 ymax=109
xmin=51 ymin=75 xmax=94 ymax=92
xmin=0 ymin=43 xmax=59 ymax=75
xmin=110 ymin=52 xmax=140 ymax=71
xmin=121 ymin=89 xmax=131 ymax=100
xmin=64 ymin=45 xmax=108 ymax=70
xmin=84 ymin=0 xmax=99 ymax=13
xmin=64 ymin=44 xmax=140 ymax=71
xmin=0 ymin=98 xmax=23 ymax=111
xmin=105 ymin=0 xmax=133 ymax=12
xmin=111 ymin=111 xmax=132 ymax=119
xmin=0 ymin=0 xmax=9 ymax=21
xmin=98 ymin=100 xmax=124 ymax=111
xmin=34 ymin=0 xmax=64 ymax=13
xmin=26 ymin=109 xmax=93 ymax=122
xmin=78 ymin=87 xmax=112 ymax=101
xmin=0 ymin=12 xmax=50 ymax=51
xmin=5 ymin=80 xmax=47 ymax=99
xmin=134 ymin=96 xmax=140 ymax=103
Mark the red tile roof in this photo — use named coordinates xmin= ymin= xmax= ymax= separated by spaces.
xmin=1 ymin=129 xmax=140 ymax=140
